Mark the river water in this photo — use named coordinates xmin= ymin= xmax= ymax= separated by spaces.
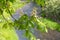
xmin=13 ymin=2 xmax=41 ymax=40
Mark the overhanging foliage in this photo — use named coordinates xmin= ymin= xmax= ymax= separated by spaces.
xmin=0 ymin=0 xmax=60 ymax=40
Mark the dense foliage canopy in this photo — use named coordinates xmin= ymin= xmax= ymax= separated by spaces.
xmin=41 ymin=0 xmax=60 ymax=31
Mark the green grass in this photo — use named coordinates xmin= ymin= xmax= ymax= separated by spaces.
xmin=0 ymin=28 xmax=18 ymax=40
xmin=39 ymin=17 xmax=60 ymax=31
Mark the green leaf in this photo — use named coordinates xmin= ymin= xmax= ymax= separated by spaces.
xmin=0 ymin=9 xmax=3 ymax=15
